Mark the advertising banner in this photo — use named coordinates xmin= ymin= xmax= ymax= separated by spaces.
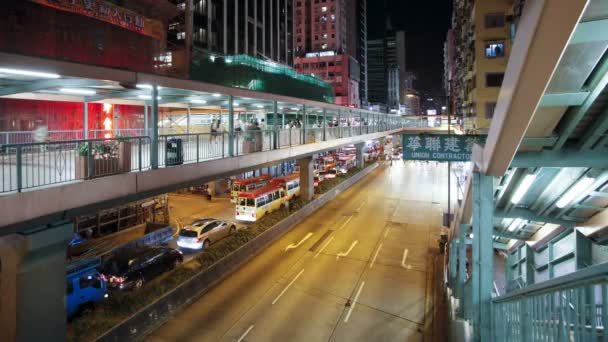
xmin=29 ymin=0 xmax=163 ymax=39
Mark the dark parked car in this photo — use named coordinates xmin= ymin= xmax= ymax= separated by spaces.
xmin=100 ymin=246 xmax=183 ymax=290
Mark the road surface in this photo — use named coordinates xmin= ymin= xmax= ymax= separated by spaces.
xmin=147 ymin=161 xmax=449 ymax=342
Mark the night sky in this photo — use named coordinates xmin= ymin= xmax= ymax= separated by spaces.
xmin=368 ymin=0 xmax=453 ymax=96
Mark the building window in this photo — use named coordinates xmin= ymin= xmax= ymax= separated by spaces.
xmin=177 ymin=32 xmax=185 ymax=40
xmin=485 ymin=41 xmax=505 ymax=58
xmin=485 ymin=102 xmax=497 ymax=119
xmin=321 ymin=6 xmax=327 ymax=12
xmin=485 ymin=13 xmax=505 ymax=28
xmin=486 ymin=73 xmax=504 ymax=87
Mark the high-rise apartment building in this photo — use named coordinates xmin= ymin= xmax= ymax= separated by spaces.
xmin=168 ymin=0 xmax=294 ymax=73
xmin=366 ymin=29 xmax=406 ymax=112
xmin=367 ymin=39 xmax=386 ymax=110
xmin=385 ymin=30 xmax=406 ymax=100
xmin=347 ymin=0 xmax=368 ymax=106
xmin=447 ymin=0 xmax=513 ymax=133
xmin=293 ymin=0 xmax=366 ymax=107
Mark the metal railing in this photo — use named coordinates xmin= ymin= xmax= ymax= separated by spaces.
xmin=0 ymin=129 xmax=148 ymax=145
xmin=0 ymin=119 xmax=422 ymax=194
xmin=493 ymin=262 xmax=608 ymax=341
xmin=1 ymin=136 xmax=150 ymax=193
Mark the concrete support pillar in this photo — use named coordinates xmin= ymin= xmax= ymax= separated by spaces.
xmin=302 ymin=104 xmax=307 ymax=144
xmin=228 ymin=95 xmax=235 ymax=157
xmin=472 ymin=172 xmax=494 ymax=341
xmin=144 ymin=103 xmax=149 ymax=136
xmin=83 ymin=101 xmax=88 ymax=139
xmin=273 ymin=101 xmax=278 ymax=149
xmin=355 ymin=142 xmax=364 ymax=169
xmin=299 ymin=156 xmax=314 ymax=202
xmin=457 ymin=223 xmax=468 ymax=307
xmin=151 ymin=86 xmax=159 ymax=169
xmin=0 ymin=221 xmax=72 ymax=342
xmin=186 ymin=104 xmax=191 ymax=135
xmin=322 ymin=108 xmax=327 ymax=141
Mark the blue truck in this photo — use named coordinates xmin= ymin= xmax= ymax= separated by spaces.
xmin=66 ymin=258 xmax=107 ymax=318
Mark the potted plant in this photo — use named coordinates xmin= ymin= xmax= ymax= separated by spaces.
xmin=75 ymin=143 xmax=120 ymax=179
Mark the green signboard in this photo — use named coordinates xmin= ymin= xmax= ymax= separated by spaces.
xmin=402 ymin=134 xmax=486 ymax=162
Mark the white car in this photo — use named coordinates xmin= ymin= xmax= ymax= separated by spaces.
xmin=177 ymin=218 xmax=236 ymax=250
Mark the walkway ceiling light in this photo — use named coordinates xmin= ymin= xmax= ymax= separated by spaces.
xmin=291 ymin=107 xmax=300 ymax=111
xmin=190 ymin=99 xmax=207 ymax=104
xmin=136 ymin=84 xmax=162 ymax=90
xmin=233 ymin=102 xmax=240 ymax=106
xmin=212 ymin=93 xmax=222 ymax=97
xmin=510 ymin=173 xmax=536 ymax=204
xmin=556 ymin=176 xmax=595 ymax=208
xmin=507 ymin=218 xmax=526 ymax=232
xmin=0 ymin=67 xmax=60 ymax=79
xmin=59 ymin=88 xmax=96 ymax=95
xmin=137 ymin=95 xmax=162 ymax=100
xmin=255 ymin=104 xmax=264 ymax=108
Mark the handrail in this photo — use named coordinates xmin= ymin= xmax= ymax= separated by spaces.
xmin=494 ymin=262 xmax=608 ymax=303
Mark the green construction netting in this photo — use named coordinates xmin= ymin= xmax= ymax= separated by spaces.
xmin=189 ymin=53 xmax=334 ymax=103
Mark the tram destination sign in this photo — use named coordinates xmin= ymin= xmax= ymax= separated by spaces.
xmin=402 ymin=134 xmax=486 ymax=162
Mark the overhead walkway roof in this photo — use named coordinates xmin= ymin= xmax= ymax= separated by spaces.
xmin=458 ymin=0 xmax=608 ymax=247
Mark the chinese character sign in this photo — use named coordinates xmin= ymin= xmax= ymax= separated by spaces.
xmin=29 ymin=0 xmax=163 ymax=39
xmin=401 ymin=134 xmax=486 ymax=162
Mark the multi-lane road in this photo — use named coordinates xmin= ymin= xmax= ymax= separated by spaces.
xmin=148 ymin=161 xmax=450 ymax=342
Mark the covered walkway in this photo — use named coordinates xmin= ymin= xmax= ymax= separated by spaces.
xmin=447 ymin=0 xmax=608 ymax=341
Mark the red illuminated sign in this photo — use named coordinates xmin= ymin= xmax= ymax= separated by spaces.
xmin=29 ymin=0 xmax=163 ymax=39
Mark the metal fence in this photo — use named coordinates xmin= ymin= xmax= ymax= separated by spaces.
xmin=0 ymin=119 xmax=422 ymax=194
xmin=0 ymin=129 xmax=149 ymax=145
xmin=493 ymin=262 xmax=608 ymax=341
xmin=0 ymin=136 xmax=150 ymax=193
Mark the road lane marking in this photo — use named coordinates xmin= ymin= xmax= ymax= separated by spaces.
xmin=336 ymin=240 xmax=358 ymax=260
xmin=369 ymin=243 xmax=383 ymax=269
xmin=237 ymin=325 xmax=254 ymax=342
xmin=313 ymin=236 xmax=334 ymax=259
xmin=402 ymin=248 xmax=412 ymax=269
xmin=384 ymin=227 xmax=391 ymax=238
xmin=338 ymin=216 xmax=353 ymax=230
xmin=272 ymin=268 xmax=305 ymax=305
xmin=344 ymin=281 xmax=365 ymax=323
xmin=285 ymin=232 xmax=313 ymax=251
xmin=356 ymin=200 xmax=366 ymax=211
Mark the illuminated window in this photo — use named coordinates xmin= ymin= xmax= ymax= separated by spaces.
xmin=485 ymin=41 xmax=505 ymax=58
xmin=321 ymin=6 xmax=327 ymax=12
xmin=322 ymin=43 xmax=327 ymax=49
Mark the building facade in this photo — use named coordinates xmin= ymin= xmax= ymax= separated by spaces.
xmin=385 ymin=30 xmax=406 ymax=101
xmin=1 ymin=0 xmax=175 ymax=73
xmin=367 ymin=39 xmax=386 ymax=110
xmin=293 ymin=0 xmax=363 ymax=107
xmin=294 ymin=53 xmax=359 ymax=106
xmin=366 ymin=29 xmax=406 ymax=112
xmin=448 ymin=0 xmax=513 ymax=133
xmin=168 ymin=0 xmax=295 ymax=72
xmin=346 ymin=0 xmax=368 ymax=106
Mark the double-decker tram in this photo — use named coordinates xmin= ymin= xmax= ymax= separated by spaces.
xmin=230 ymin=174 xmax=272 ymax=203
